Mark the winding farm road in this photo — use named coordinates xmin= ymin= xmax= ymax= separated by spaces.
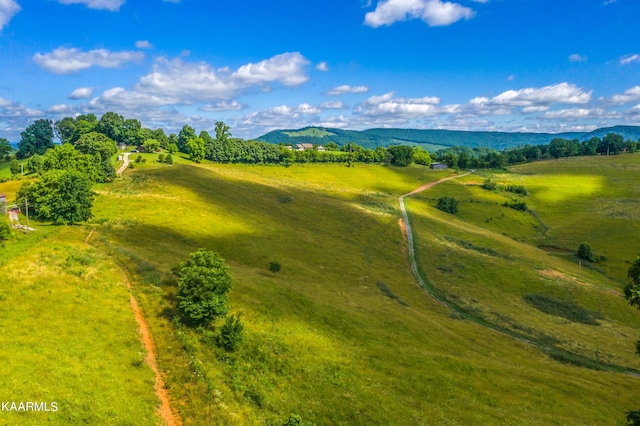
xmin=116 ymin=152 xmax=131 ymax=175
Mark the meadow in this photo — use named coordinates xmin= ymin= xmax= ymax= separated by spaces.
xmin=1 ymin=154 xmax=639 ymax=424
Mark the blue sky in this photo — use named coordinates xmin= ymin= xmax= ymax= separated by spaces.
xmin=1 ymin=0 xmax=639 ymax=140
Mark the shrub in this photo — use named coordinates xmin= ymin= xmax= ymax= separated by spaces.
xmin=505 ymin=184 xmax=527 ymax=196
xmin=158 ymin=154 xmax=165 ymax=163
xmin=282 ymin=414 xmax=316 ymax=426
xmin=268 ymin=261 xmax=281 ymax=273
xmin=481 ymin=178 xmax=497 ymax=190
xmin=164 ymin=154 xmax=173 ymax=164
xmin=216 ymin=313 xmax=244 ymax=352
xmin=436 ymin=196 xmax=459 ymax=214
xmin=577 ymin=242 xmax=595 ymax=262
xmin=9 ymin=159 xmax=20 ymax=175
xmin=504 ymin=198 xmax=527 ymax=211
xmin=626 ymin=410 xmax=640 ymax=426
xmin=135 ymin=155 xmax=142 ymax=163
xmin=0 ymin=218 xmax=11 ymax=241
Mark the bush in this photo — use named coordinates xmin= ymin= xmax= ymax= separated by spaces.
xmin=157 ymin=154 xmax=165 ymax=163
xmin=164 ymin=154 xmax=173 ymax=164
xmin=135 ymin=155 xmax=142 ymax=163
xmin=268 ymin=261 xmax=281 ymax=273
xmin=481 ymin=178 xmax=497 ymax=190
xmin=577 ymin=242 xmax=595 ymax=262
xmin=216 ymin=313 xmax=244 ymax=352
xmin=9 ymin=159 xmax=20 ymax=175
xmin=436 ymin=196 xmax=459 ymax=214
xmin=505 ymin=184 xmax=527 ymax=196
xmin=504 ymin=198 xmax=527 ymax=211
xmin=282 ymin=414 xmax=316 ymax=426
xmin=626 ymin=410 xmax=640 ymax=426
xmin=0 ymin=218 xmax=11 ymax=241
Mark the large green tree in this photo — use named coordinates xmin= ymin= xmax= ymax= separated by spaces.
xmin=387 ymin=145 xmax=414 ymax=166
xmin=186 ymin=137 xmax=205 ymax=163
xmin=54 ymin=117 xmax=78 ymax=144
xmin=41 ymin=143 xmax=106 ymax=183
xmin=17 ymin=119 xmax=55 ymax=159
xmin=624 ymin=257 xmax=640 ymax=425
xmin=96 ymin=112 xmax=125 ymax=143
xmin=0 ymin=138 xmax=12 ymax=157
xmin=172 ymin=249 xmax=234 ymax=325
xmin=178 ymin=125 xmax=196 ymax=153
xmin=17 ymin=170 xmax=94 ymax=225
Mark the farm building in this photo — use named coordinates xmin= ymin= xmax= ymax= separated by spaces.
xmin=295 ymin=143 xmax=314 ymax=151
xmin=430 ymin=162 xmax=448 ymax=170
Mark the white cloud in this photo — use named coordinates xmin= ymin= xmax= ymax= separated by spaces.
xmin=0 ymin=0 xmax=20 ymax=31
xmin=57 ymin=0 xmax=125 ymax=11
xmin=542 ymin=108 xmax=613 ymax=120
xmin=320 ymin=100 xmax=346 ymax=110
xmin=231 ymin=52 xmax=309 ymax=86
xmin=465 ymin=83 xmax=591 ymax=116
xmin=568 ymin=53 xmax=587 ymax=62
xmin=0 ymin=97 xmax=45 ymax=138
xmin=241 ymin=103 xmax=322 ymax=132
xmin=47 ymin=104 xmax=77 ymax=114
xmin=326 ymin=85 xmax=370 ymax=95
xmin=316 ymin=62 xmax=329 ymax=72
xmin=356 ymin=92 xmax=441 ymax=117
xmin=199 ymin=101 xmax=245 ymax=112
xmin=364 ymin=0 xmax=475 ymax=28
xmin=33 ymin=47 xmax=144 ymax=74
xmin=611 ymin=86 xmax=640 ymax=105
xmin=620 ymin=54 xmax=640 ymax=65
xmin=69 ymin=87 xmax=94 ymax=99
xmin=135 ymin=40 xmax=154 ymax=49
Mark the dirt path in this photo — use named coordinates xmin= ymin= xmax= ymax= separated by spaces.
xmin=122 ymin=271 xmax=182 ymax=426
xmin=116 ymin=152 xmax=131 ymax=175
xmin=85 ymin=228 xmax=182 ymax=425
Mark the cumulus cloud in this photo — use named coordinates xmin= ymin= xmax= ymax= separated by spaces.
xmin=57 ymin=0 xmax=125 ymax=11
xmin=135 ymin=40 xmax=154 ymax=49
xmin=0 ymin=0 xmax=20 ymax=31
xmin=241 ymin=103 xmax=322 ymax=132
xmin=542 ymin=107 xmax=614 ymax=120
xmin=0 ymin=97 xmax=45 ymax=138
xmin=620 ymin=54 xmax=640 ymax=65
xmin=568 ymin=53 xmax=587 ymax=62
xmin=320 ymin=100 xmax=347 ymax=110
xmin=364 ymin=0 xmax=475 ymax=28
xmin=69 ymin=87 xmax=94 ymax=99
xmin=326 ymin=85 xmax=370 ymax=95
xmin=33 ymin=47 xmax=144 ymax=74
xmin=199 ymin=100 xmax=245 ymax=112
xmin=356 ymin=92 xmax=441 ymax=117
xmin=316 ymin=62 xmax=329 ymax=72
xmin=47 ymin=104 xmax=77 ymax=115
xmin=463 ymin=83 xmax=591 ymax=116
xmin=611 ymin=86 xmax=640 ymax=105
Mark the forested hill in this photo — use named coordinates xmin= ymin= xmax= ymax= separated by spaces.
xmin=256 ymin=126 xmax=640 ymax=151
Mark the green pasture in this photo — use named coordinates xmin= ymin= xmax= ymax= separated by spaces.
xmin=81 ymin=162 xmax=640 ymax=425
xmin=0 ymin=224 xmax=158 ymax=425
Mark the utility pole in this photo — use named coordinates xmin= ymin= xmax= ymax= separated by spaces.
xmin=25 ymin=198 xmax=29 ymax=229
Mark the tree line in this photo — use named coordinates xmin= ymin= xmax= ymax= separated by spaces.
xmin=432 ymin=133 xmax=640 ymax=169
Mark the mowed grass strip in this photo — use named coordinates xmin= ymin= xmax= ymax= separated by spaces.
xmin=0 ymin=227 xmax=158 ymax=425
xmin=91 ymin=162 xmax=640 ymax=425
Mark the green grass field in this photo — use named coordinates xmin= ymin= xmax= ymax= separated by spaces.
xmin=1 ymin=156 xmax=640 ymax=425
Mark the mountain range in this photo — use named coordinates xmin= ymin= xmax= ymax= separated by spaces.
xmin=256 ymin=125 xmax=640 ymax=151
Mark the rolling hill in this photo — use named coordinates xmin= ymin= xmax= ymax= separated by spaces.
xmin=256 ymin=125 xmax=640 ymax=151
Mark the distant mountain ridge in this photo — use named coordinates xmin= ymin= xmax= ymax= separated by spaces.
xmin=256 ymin=125 xmax=640 ymax=151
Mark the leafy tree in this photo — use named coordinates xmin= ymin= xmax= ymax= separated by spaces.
xmin=17 ymin=119 xmax=55 ymax=159
xmin=152 ymin=128 xmax=169 ymax=148
xmin=215 ymin=121 xmax=231 ymax=144
xmin=216 ymin=313 xmax=244 ymax=352
xmin=9 ymin=159 xmax=21 ymax=175
xmin=26 ymin=154 xmax=43 ymax=174
xmin=122 ymin=118 xmax=142 ymax=145
xmin=74 ymin=114 xmax=98 ymax=141
xmin=413 ymin=147 xmax=432 ymax=166
xmin=437 ymin=196 xmax=459 ymax=214
xmin=387 ymin=145 xmax=414 ymax=166
xmin=75 ymin=132 xmax=117 ymax=161
xmin=143 ymin=138 xmax=161 ymax=153
xmin=0 ymin=138 xmax=12 ymax=157
xmin=41 ymin=144 xmax=105 ymax=182
xmin=96 ymin=112 xmax=125 ymax=143
xmin=577 ymin=242 xmax=595 ymax=262
xmin=178 ymin=125 xmax=197 ymax=153
xmin=54 ymin=117 xmax=78 ymax=144
xmin=186 ymin=137 xmax=206 ymax=163
xmin=17 ymin=170 xmax=94 ymax=225
xmin=172 ymin=249 xmax=234 ymax=325
xmin=158 ymin=153 xmax=165 ymax=163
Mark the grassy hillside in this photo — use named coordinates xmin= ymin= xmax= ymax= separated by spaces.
xmin=70 ymin=160 xmax=640 ymax=424
xmin=0 ymin=226 xmax=158 ymax=425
